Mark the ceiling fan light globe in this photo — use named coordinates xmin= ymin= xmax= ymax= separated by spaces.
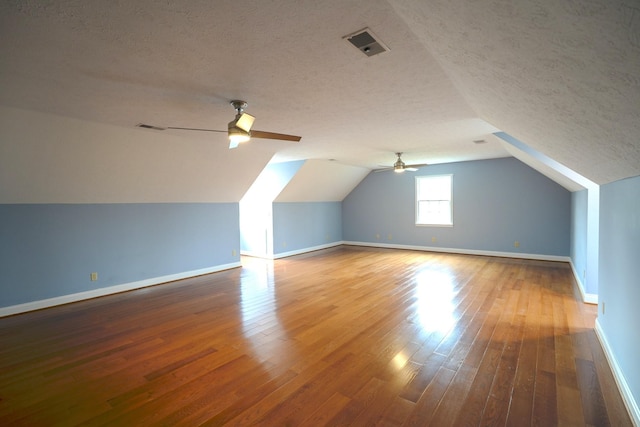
xmin=228 ymin=125 xmax=251 ymax=149
xmin=229 ymin=132 xmax=250 ymax=143
xmin=235 ymin=112 xmax=255 ymax=132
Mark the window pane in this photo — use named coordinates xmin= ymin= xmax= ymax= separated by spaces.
xmin=416 ymin=175 xmax=452 ymax=225
xmin=417 ymin=200 xmax=451 ymax=224
xmin=417 ymin=175 xmax=451 ymax=201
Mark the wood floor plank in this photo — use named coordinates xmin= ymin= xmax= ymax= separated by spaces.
xmin=298 ymin=391 xmax=352 ymax=426
xmin=587 ymin=331 xmax=633 ymax=427
xmin=532 ymin=369 xmax=558 ymax=426
xmin=0 ymin=246 xmax=633 ymax=426
xmin=575 ymin=356 xmax=610 ymax=426
xmin=506 ymin=284 xmax=539 ymax=425
xmin=378 ymin=395 xmax=416 ymax=426
xmin=402 ymin=366 xmax=457 ymax=426
xmin=429 ymin=362 xmax=478 ymax=425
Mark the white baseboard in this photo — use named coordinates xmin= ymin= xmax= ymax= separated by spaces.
xmin=0 ymin=262 xmax=241 ymax=318
xmin=343 ymin=241 xmax=571 ymax=263
xmin=595 ymin=319 xmax=640 ymax=426
xmin=240 ymin=250 xmax=272 ymax=259
xmin=241 ymin=242 xmax=344 ymax=260
xmin=569 ymin=261 xmax=598 ymax=304
xmin=273 ymin=242 xmax=343 ymax=259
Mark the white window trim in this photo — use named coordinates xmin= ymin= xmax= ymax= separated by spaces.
xmin=415 ymin=174 xmax=453 ymax=227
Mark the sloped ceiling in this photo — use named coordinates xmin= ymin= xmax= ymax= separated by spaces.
xmin=0 ymin=106 xmax=274 ymax=203
xmin=391 ymin=0 xmax=640 ymax=184
xmin=275 ymin=160 xmax=370 ymax=202
xmin=0 ymin=0 xmax=638 ymax=197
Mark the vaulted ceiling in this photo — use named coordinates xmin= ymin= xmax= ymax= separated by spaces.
xmin=1 ymin=0 xmax=638 ymax=187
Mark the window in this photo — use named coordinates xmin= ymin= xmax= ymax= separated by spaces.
xmin=416 ymin=175 xmax=453 ymax=226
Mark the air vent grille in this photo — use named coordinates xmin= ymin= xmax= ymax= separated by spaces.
xmin=343 ymin=28 xmax=389 ymax=57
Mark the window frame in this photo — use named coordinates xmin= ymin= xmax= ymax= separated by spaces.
xmin=415 ymin=174 xmax=453 ymax=227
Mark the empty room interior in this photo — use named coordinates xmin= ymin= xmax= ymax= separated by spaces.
xmin=1 ymin=1 xmax=639 ymax=425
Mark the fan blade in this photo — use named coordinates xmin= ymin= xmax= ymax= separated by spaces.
xmin=251 ymin=130 xmax=301 ymax=142
xmin=167 ymin=127 xmax=226 ymax=133
xmin=164 ymin=126 xmax=301 ymax=146
xmin=374 ymin=163 xmax=427 ymax=173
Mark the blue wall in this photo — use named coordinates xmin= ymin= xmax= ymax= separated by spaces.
xmin=0 ymin=203 xmax=240 ymax=308
xmin=598 ymin=175 xmax=640 ymax=410
xmin=571 ymin=190 xmax=588 ymax=285
xmin=272 ymin=202 xmax=342 ymax=255
xmin=343 ymin=157 xmax=571 ymax=256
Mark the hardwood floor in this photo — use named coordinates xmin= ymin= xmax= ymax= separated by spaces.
xmin=0 ymin=246 xmax=632 ymax=426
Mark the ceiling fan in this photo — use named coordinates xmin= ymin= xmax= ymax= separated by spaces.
xmin=375 ymin=152 xmax=428 ymax=173
xmin=137 ymin=100 xmax=302 ymax=149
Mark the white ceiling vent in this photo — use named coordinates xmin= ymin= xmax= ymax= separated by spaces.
xmin=343 ymin=28 xmax=389 ymax=57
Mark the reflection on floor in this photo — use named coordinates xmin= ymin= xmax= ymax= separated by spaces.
xmin=0 ymin=247 xmax=632 ymax=426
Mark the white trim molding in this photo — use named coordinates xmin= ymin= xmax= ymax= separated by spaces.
xmin=569 ymin=261 xmax=598 ymax=304
xmin=0 ymin=263 xmax=241 ymax=318
xmin=343 ymin=241 xmax=571 ymax=263
xmin=240 ymin=250 xmax=273 ymax=259
xmin=595 ymin=319 xmax=640 ymax=426
xmin=273 ymin=242 xmax=343 ymax=259
xmin=241 ymin=242 xmax=343 ymax=260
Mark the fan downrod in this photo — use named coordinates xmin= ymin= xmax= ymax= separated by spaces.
xmin=230 ymin=100 xmax=248 ymax=114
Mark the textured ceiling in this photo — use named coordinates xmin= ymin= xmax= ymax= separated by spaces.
xmin=391 ymin=0 xmax=640 ymax=184
xmin=1 ymin=0 xmax=638 ymax=184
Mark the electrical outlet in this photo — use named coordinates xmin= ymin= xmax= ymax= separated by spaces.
xmin=387 ymin=233 xmax=392 ymax=240
xmin=432 ymin=237 xmax=437 ymax=243
xmin=232 ymin=249 xmax=237 ymax=257
xmin=90 ymin=272 xmax=98 ymax=281
xmin=602 ymin=302 xmax=606 ymax=315
xmin=375 ymin=233 xmax=380 ymax=240
xmin=282 ymin=241 xmax=287 ymax=248
xmin=514 ymin=241 xmax=520 ymax=248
